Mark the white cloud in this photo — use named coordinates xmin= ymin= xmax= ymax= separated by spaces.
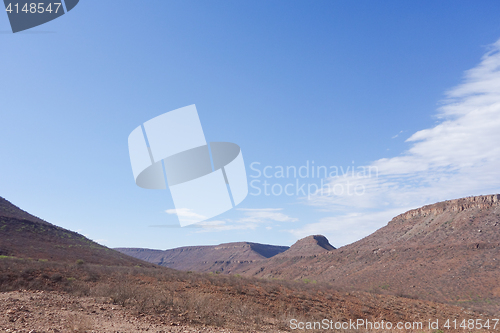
xmin=391 ymin=130 xmax=403 ymax=139
xmin=195 ymin=208 xmax=297 ymax=232
xmin=165 ymin=208 xmax=207 ymax=224
xmin=236 ymin=208 xmax=298 ymax=223
xmin=293 ymin=39 xmax=500 ymax=246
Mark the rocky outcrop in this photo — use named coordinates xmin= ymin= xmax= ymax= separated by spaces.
xmin=278 ymin=235 xmax=335 ymax=257
xmin=237 ymin=194 xmax=500 ymax=313
xmin=393 ymin=194 xmax=500 ymax=221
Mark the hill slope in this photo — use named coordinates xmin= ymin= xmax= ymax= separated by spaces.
xmin=240 ymin=195 xmax=500 ymax=311
xmin=0 ymin=196 xmax=151 ymax=266
xmin=116 ymin=242 xmax=289 ymax=273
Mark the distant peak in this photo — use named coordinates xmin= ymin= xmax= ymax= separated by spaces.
xmin=281 ymin=235 xmax=336 ymax=257
xmin=297 ymin=235 xmax=336 ymax=250
xmin=311 ymin=235 xmax=336 ymax=250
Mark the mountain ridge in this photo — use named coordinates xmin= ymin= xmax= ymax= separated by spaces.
xmin=393 ymin=194 xmax=500 ymax=221
xmin=119 ymin=194 xmax=500 ymax=312
xmin=236 ymin=194 xmax=500 ymax=312
xmin=115 ymin=232 xmax=338 ymax=272
xmin=0 ymin=196 xmax=152 ymax=266
xmin=115 ymin=241 xmax=290 ymax=272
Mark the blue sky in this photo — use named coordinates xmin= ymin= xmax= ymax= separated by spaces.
xmin=2 ymin=1 xmax=500 ymax=250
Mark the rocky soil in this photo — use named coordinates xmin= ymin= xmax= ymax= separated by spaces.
xmin=0 ymin=290 xmax=264 ymax=333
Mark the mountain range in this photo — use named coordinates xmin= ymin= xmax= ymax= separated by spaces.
xmin=244 ymin=194 xmax=500 ymax=307
xmin=1 ymin=195 xmax=477 ymax=331
xmin=2 ymin=193 xmax=499 ymax=313
xmin=115 ymin=234 xmax=334 ymax=273
xmin=117 ymin=194 xmax=500 ymax=311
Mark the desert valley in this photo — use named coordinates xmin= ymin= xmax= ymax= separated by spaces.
xmin=0 ymin=194 xmax=499 ymax=332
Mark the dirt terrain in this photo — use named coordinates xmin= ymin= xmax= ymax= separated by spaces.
xmin=0 ymin=258 xmax=486 ymax=333
xmin=0 ymin=290 xmax=249 ymax=333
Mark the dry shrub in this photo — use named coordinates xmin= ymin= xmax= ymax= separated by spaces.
xmin=64 ymin=314 xmax=92 ymax=333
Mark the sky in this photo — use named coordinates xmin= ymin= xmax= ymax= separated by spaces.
xmin=2 ymin=1 xmax=500 ymax=250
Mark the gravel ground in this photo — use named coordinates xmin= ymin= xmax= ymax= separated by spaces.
xmin=0 ymin=290 xmax=280 ymax=333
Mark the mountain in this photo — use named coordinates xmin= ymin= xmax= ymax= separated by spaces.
xmin=117 ymin=194 xmax=500 ymax=312
xmin=0 ymin=196 xmax=474 ymax=331
xmin=0 ymin=196 xmax=151 ymax=266
xmin=115 ymin=241 xmax=289 ymax=273
xmin=276 ymin=234 xmax=335 ymax=257
xmin=115 ymin=235 xmax=335 ymax=273
xmin=241 ymin=194 xmax=500 ymax=310
xmin=115 ymin=233 xmax=336 ymax=275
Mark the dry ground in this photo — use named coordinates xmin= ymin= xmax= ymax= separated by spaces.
xmin=0 ymin=257 xmax=495 ymax=332
xmin=0 ymin=290 xmax=263 ymax=333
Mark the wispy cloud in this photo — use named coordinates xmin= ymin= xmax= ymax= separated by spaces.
xmin=293 ymin=39 xmax=500 ymax=247
xmin=194 ymin=208 xmax=298 ymax=232
xmin=165 ymin=208 xmax=207 ymax=225
xmin=236 ymin=208 xmax=298 ymax=223
xmin=391 ymin=130 xmax=403 ymax=139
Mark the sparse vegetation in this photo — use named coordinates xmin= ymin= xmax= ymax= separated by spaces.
xmin=0 ymin=256 xmax=467 ymax=332
xmin=0 ymin=255 xmax=15 ymax=259
xmin=2 ymin=195 xmax=498 ymax=331
xmin=0 ymin=257 xmax=339 ymax=330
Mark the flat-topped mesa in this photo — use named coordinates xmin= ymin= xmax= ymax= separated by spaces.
xmin=210 ymin=242 xmax=289 ymax=258
xmin=116 ymin=241 xmax=290 ymax=271
xmin=393 ymin=194 xmax=500 ymax=222
xmin=279 ymin=235 xmax=336 ymax=257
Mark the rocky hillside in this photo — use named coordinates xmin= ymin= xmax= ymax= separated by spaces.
xmin=0 ymin=196 xmax=152 ymax=267
xmin=277 ymin=235 xmax=335 ymax=257
xmin=116 ymin=242 xmax=289 ymax=273
xmin=116 ymin=235 xmax=336 ymax=273
xmin=240 ymin=195 xmax=500 ymax=312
